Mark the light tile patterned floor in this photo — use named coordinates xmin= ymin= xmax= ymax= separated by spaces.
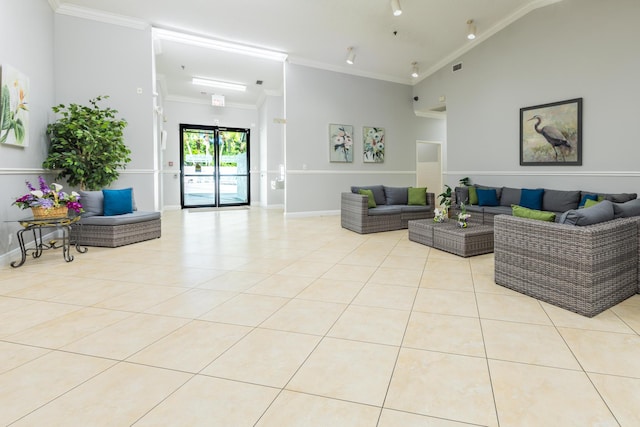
xmin=1 ymin=208 xmax=640 ymax=426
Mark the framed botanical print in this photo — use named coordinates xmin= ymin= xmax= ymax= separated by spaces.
xmin=329 ymin=123 xmax=353 ymax=163
xmin=363 ymin=126 xmax=384 ymax=163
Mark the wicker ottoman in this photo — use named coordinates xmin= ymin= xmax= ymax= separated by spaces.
xmin=408 ymin=220 xmax=494 ymax=257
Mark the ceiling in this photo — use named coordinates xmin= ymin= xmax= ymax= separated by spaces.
xmin=55 ymin=0 xmax=561 ymax=108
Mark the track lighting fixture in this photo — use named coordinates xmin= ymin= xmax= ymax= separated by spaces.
xmin=467 ymin=19 xmax=476 ymax=40
xmin=411 ymin=62 xmax=419 ymax=78
xmin=346 ymin=47 xmax=355 ymax=65
xmin=391 ymin=0 xmax=402 ymax=16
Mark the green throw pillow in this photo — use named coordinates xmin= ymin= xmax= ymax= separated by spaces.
xmin=408 ymin=187 xmax=427 ymax=206
xmin=468 ymin=186 xmax=478 ymax=205
xmin=584 ymin=198 xmax=601 ymax=208
xmin=358 ymin=189 xmax=377 ymax=208
xmin=512 ymin=204 xmax=556 ymax=222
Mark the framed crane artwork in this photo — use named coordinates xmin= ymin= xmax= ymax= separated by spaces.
xmin=520 ymin=98 xmax=582 ymax=166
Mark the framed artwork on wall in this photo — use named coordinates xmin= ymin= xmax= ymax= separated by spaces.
xmin=0 ymin=64 xmax=30 ymax=147
xmin=363 ymin=126 xmax=385 ymax=163
xmin=329 ymin=123 xmax=353 ymax=163
xmin=520 ymin=97 xmax=582 ymax=166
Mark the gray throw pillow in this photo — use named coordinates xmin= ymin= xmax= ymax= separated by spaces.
xmin=559 ymin=200 xmax=614 ymax=226
xmin=384 ymin=186 xmax=409 ymax=205
xmin=500 ymin=187 xmax=521 ymax=207
xmin=613 ymin=199 xmax=640 ymax=218
xmin=542 ymin=189 xmax=581 ymax=212
xmin=455 ymin=187 xmax=469 ymax=206
xmin=79 ymin=190 xmax=104 ymax=216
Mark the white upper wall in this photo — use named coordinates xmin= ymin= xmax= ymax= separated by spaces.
xmin=414 ymin=0 xmax=640 ymax=192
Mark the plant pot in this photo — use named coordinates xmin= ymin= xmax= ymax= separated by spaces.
xmin=31 ymin=206 xmax=68 ymax=219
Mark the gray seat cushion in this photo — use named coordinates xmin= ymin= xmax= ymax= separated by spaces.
xmin=79 ymin=211 xmax=160 ymax=226
xmin=367 ymin=205 xmax=401 ymax=216
xmin=400 ymin=205 xmax=431 ymax=213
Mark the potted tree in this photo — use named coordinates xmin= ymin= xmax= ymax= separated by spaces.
xmin=43 ymin=96 xmax=130 ymax=190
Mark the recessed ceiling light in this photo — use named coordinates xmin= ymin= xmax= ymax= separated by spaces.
xmin=192 ymin=77 xmax=246 ymax=92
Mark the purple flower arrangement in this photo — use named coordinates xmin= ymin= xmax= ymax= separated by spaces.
xmin=13 ymin=176 xmax=83 ymax=213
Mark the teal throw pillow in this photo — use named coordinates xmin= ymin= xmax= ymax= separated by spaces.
xmin=102 ymin=188 xmax=134 ymax=216
xmin=408 ymin=187 xmax=427 ymax=206
xmin=358 ymin=189 xmax=377 ymax=208
xmin=578 ymin=193 xmax=598 ymax=208
xmin=476 ymin=188 xmax=498 ymax=206
xmin=519 ymin=188 xmax=544 ymax=210
xmin=512 ymin=205 xmax=556 ymax=222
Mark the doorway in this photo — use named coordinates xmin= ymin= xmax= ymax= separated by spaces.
xmin=416 ymin=141 xmax=442 ymax=205
xmin=180 ymin=124 xmax=250 ymax=208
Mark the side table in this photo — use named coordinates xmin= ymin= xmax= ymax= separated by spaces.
xmin=408 ymin=219 xmax=494 ymax=257
xmin=9 ymin=215 xmax=87 ymax=268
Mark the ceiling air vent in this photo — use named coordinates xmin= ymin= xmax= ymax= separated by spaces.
xmin=452 ymin=62 xmax=462 ymax=72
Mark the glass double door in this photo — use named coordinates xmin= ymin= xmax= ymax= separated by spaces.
xmin=180 ymin=124 xmax=250 ymax=208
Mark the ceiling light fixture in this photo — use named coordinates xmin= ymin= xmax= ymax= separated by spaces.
xmin=153 ymin=28 xmax=288 ymax=62
xmin=391 ymin=0 xmax=402 ymax=16
xmin=467 ymin=19 xmax=476 ymax=40
xmin=346 ymin=47 xmax=356 ymax=65
xmin=411 ymin=62 xmax=419 ymax=78
xmin=192 ymin=77 xmax=247 ymax=92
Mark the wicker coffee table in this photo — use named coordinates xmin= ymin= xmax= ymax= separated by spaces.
xmin=408 ymin=220 xmax=494 ymax=257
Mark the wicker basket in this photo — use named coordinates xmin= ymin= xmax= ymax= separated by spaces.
xmin=31 ymin=206 xmax=69 ymax=219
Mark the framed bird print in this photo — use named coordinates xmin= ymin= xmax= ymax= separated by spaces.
xmin=329 ymin=123 xmax=353 ymax=163
xmin=520 ymin=98 xmax=582 ymax=166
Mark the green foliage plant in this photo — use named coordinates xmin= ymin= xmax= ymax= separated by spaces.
xmin=459 ymin=177 xmax=471 ymax=186
xmin=438 ymin=184 xmax=452 ymax=208
xmin=43 ymin=96 xmax=130 ymax=190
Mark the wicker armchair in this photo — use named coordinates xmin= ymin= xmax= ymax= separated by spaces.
xmin=494 ymin=215 xmax=639 ymax=317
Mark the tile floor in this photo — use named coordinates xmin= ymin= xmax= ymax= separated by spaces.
xmin=1 ymin=208 xmax=640 ymax=426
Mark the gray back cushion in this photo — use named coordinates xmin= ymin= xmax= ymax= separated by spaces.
xmin=602 ymin=192 xmax=637 ymax=203
xmin=500 ymin=187 xmax=521 ymax=207
xmin=455 ymin=186 xmax=469 ymax=206
xmin=351 ymin=185 xmax=386 ymax=205
xmin=79 ymin=190 xmax=104 ymax=216
xmin=560 ymin=200 xmax=614 ymax=226
xmin=613 ymin=199 xmax=640 ymax=218
xmin=543 ymin=189 xmax=581 ymax=212
xmin=384 ymin=186 xmax=408 ymax=205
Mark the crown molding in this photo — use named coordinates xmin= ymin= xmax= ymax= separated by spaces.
xmin=47 ymin=0 xmax=60 ymax=11
xmin=414 ymin=110 xmax=446 ymax=120
xmin=417 ymin=0 xmax=564 ymax=82
xmin=54 ymin=3 xmax=148 ymax=30
xmin=288 ymin=57 xmax=412 ymax=86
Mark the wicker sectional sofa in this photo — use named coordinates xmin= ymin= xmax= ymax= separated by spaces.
xmin=494 ymin=214 xmax=640 ymax=317
xmin=341 ymin=185 xmax=435 ymax=234
xmin=452 ymin=185 xmax=637 ymax=225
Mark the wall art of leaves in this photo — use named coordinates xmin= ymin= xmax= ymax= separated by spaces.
xmin=0 ymin=64 xmax=29 ymax=147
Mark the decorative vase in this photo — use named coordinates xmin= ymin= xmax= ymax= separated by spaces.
xmin=31 ymin=206 xmax=69 ymax=219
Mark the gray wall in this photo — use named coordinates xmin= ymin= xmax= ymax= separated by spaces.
xmin=414 ymin=0 xmax=640 ymax=193
xmin=285 ymin=63 xmax=443 ymax=214
xmin=258 ymin=95 xmax=285 ymax=207
xmin=0 ymin=0 xmax=55 ymax=260
xmin=53 ymin=14 xmax=157 ymax=210
xmin=161 ymin=100 xmax=260 ymax=208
